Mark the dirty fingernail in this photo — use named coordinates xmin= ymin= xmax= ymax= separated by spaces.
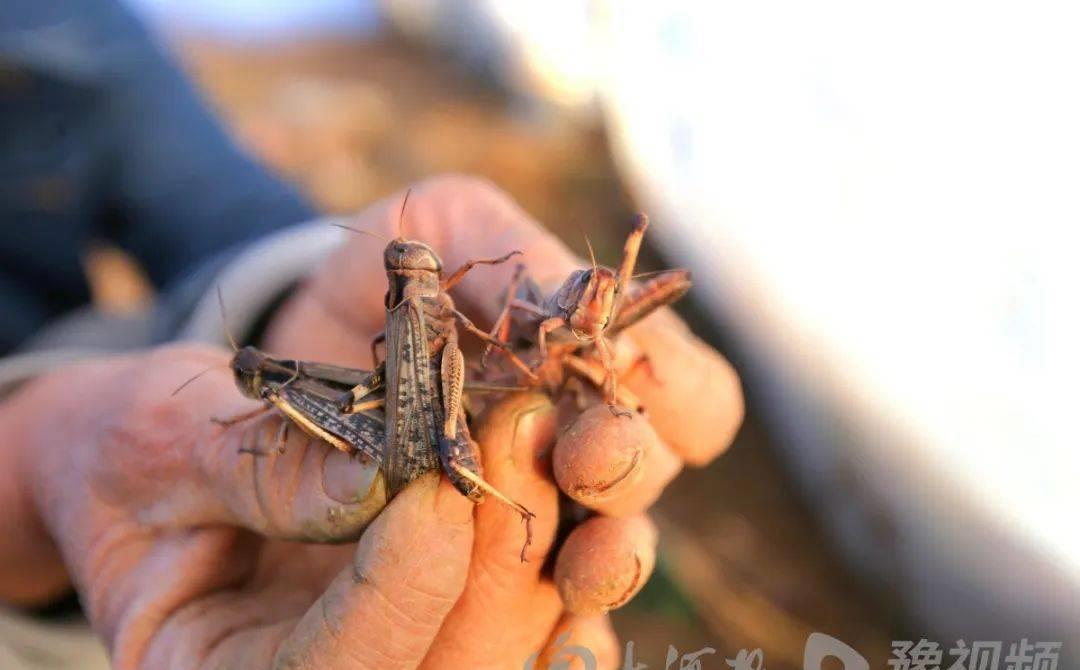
xmin=323 ymin=449 xmax=382 ymax=504
xmin=554 ymin=406 xmax=657 ymax=505
xmin=555 ymin=516 xmax=657 ymax=615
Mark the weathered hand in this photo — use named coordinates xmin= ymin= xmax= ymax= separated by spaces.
xmin=264 ymin=176 xmax=745 ymax=668
xmin=0 ymin=176 xmax=742 ymax=670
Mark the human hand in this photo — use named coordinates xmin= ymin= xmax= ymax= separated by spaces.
xmin=0 ymin=176 xmax=741 ymax=669
xmin=262 ymin=175 xmax=745 ymax=667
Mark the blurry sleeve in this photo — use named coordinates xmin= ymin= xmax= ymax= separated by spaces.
xmin=92 ymin=3 xmax=317 ymax=284
xmin=0 ymin=221 xmax=347 ymax=394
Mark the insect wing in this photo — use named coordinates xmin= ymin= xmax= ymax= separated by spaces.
xmin=607 ymin=269 xmax=692 ymax=337
xmin=294 ymin=361 xmax=380 ymax=391
xmin=277 ymin=382 xmax=385 ymax=464
xmin=384 ymin=299 xmax=441 ymax=496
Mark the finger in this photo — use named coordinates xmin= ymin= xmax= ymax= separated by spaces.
xmin=555 ymin=515 xmax=658 ymax=616
xmin=553 ymin=404 xmax=681 ymax=517
xmin=271 ymin=473 xmax=474 ymax=670
xmin=620 ymin=308 xmax=745 ymax=466
xmin=533 ymin=614 xmax=622 ymax=670
xmin=419 ymin=392 xmax=566 ymax=669
xmin=470 ymin=391 xmax=562 ymax=566
xmin=143 ymin=347 xmax=387 ymax=543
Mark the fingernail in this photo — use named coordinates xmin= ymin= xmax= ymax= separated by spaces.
xmin=555 ymin=516 xmax=655 ymax=615
xmin=323 ymin=449 xmax=382 ymax=504
xmin=554 ymin=406 xmax=652 ymax=504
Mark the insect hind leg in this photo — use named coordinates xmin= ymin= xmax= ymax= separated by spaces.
xmin=437 ymin=434 xmax=536 ymax=563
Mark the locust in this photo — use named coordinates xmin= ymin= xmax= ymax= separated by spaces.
xmin=172 ymin=294 xmax=388 ymax=460
xmin=483 ymin=214 xmax=692 ymax=416
xmin=175 ymin=287 xmax=521 ymax=471
xmin=210 ymin=345 xmax=387 ymax=458
xmin=332 ymin=192 xmax=539 ymax=560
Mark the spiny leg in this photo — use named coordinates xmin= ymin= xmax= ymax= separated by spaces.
xmin=262 ymin=392 xmax=357 ymax=456
xmin=593 ymin=336 xmax=631 ymax=417
xmin=480 ymin=263 xmax=527 ymax=367
xmin=212 ymin=404 xmax=273 ymax=427
xmin=349 ymin=397 xmax=385 ymax=413
xmin=462 ymin=380 xmax=531 ymax=394
xmin=445 ymin=458 xmax=536 ymax=563
xmin=612 ymin=214 xmax=649 ymax=316
xmin=450 ymin=307 xmax=539 ymax=383
xmin=239 ymin=418 xmax=289 ymax=456
xmin=442 ymin=250 xmax=523 ymax=292
xmin=534 ymin=316 xmax=567 ymax=369
xmin=482 ymin=297 xmax=548 ymax=368
xmin=563 ymin=354 xmax=642 ymax=416
xmin=337 ymin=375 xmax=385 ymax=413
xmin=440 ymin=332 xmax=466 ymax=440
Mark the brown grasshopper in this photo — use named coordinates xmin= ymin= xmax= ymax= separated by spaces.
xmin=175 ymin=326 xmax=528 ymax=512
xmin=174 ymin=285 xmax=538 ymax=555
xmin=172 ymin=294 xmax=388 ymax=459
xmin=484 ymin=214 xmax=692 ymax=416
xmin=176 ymin=288 xmax=520 ymax=459
xmin=334 ymin=193 xmax=538 ymax=560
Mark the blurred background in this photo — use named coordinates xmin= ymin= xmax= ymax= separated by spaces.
xmin=73 ymin=0 xmax=1080 ymax=667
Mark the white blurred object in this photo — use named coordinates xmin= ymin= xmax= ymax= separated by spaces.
xmin=598 ymin=0 xmax=1080 ymax=641
xmin=379 ymin=0 xmax=602 ymax=114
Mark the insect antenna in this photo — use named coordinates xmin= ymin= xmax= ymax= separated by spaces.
xmin=171 ymin=364 xmax=226 ymax=397
xmin=584 ymin=234 xmax=599 ymax=275
xmin=630 ymin=269 xmax=674 ymax=281
xmin=330 ymin=222 xmax=390 ymax=243
xmin=216 ymin=286 xmax=239 ymax=352
xmin=573 ymin=222 xmax=600 ymax=277
xmin=398 ymin=188 xmax=412 ymax=239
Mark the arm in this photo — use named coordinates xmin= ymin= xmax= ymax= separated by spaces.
xmin=0 ymin=0 xmax=315 ymax=353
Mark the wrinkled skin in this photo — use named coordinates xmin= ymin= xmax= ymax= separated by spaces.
xmin=0 ymin=176 xmax=744 ymax=669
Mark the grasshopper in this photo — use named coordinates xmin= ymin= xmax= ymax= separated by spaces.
xmin=176 ymin=287 xmax=520 ymax=465
xmin=175 ymin=281 xmax=536 ymax=557
xmin=176 ymin=332 xmax=524 ymax=508
xmin=172 ymin=294 xmax=388 ymax=460
xmin=483 ymin=214 xmax=692 ymax=416
xmin=332 ymin=193 xmax=538 ymax=559
xmin=212 ymin=345 xmax=387 ymax=459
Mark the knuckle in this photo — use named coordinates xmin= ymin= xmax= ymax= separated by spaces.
xmin=359 ymin=573 xmax=457 ymax=650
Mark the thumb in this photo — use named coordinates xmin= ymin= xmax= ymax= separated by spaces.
xmin=270 ymin=473 xmax=475 ymax=670
xmin=144 ymin=348 xmax=389 ymax=543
